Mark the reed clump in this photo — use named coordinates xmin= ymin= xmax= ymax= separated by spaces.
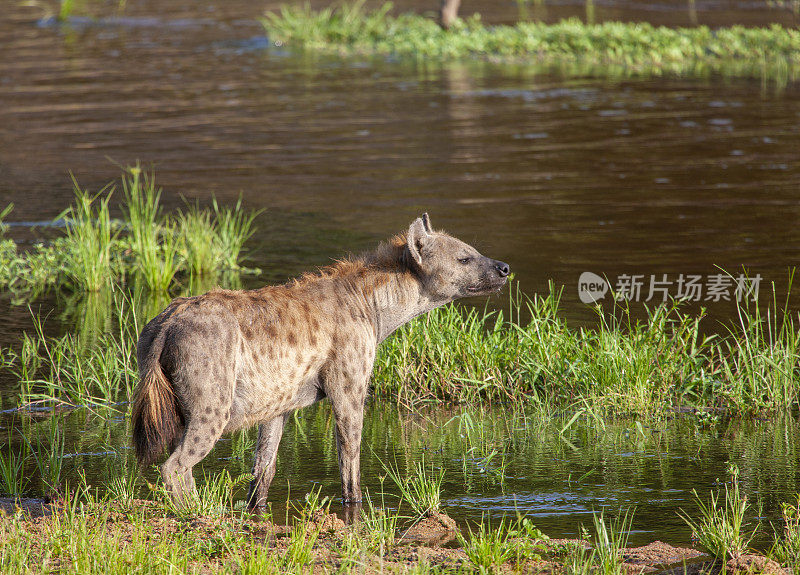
xmin=263 ymin=3 xmax=800 ymax=79
xmin=0 ymin=166 xmax=260 ymax=301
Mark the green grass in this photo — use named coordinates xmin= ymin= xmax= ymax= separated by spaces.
xmin=560 ymin=511 xmax=632 ymax=575
xmin=0 ymin=445 xmax=28 ymax=498
xmin=56 ymin=0 xmax=128 ymax=23
xmin=10 ymin=289 xmax=140 ymax=413
xmin=25 ymin=414 xmax=67 ymax=496
xmin=374 ymin=280 xmax=800 ymax=414
xmin=770 ymin=494 xmax=800 ymax=570
xmin=358 ymin=488 xmax=401 ymax=553
xmin=212 ymin=196 xmax=261 ymax=271
xmin=715 ymin=275 xmax=800 ymax=412
xmin=457 ymin=517 xmax=518 ymax=574
xmin=457 ymin=515 xmax=550 ymax=573
xmin=0 ymin=167 xmax=260 ymax=301
xmin=381 ymin=454 xmax=444 ymax=521
xmin=2 ymin=276 xmax=799 ymax=417
xmin=59 ymin=178 xmax=117 ymax=292
xmin=121 ymin=164 xmax=182 ymax=292
xmin=263 ymin=3 xmax=800 ymax=79
xmin=590 ymin=510 xmax=632 ymax=575
xmin=178 ymin=201 xmax=220 ymax=279
xmin=157 ymin=469 xmax=251 ymax=518
xmin=679 ymin=476 xmax=756 ymax=562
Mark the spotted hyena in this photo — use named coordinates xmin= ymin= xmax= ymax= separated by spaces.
xmin=132 ymin=214 xmax=509 ymax=510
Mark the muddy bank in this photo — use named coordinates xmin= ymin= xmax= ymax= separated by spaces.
xmin=0 ymin=499 xmax=791 ymax=574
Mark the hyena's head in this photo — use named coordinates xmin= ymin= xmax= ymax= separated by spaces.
xmin=406 ymin=213 xmax=510 ymax=302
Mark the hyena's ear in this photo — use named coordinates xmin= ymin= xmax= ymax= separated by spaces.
xmin=421 ymin=212 xmax=433 ymax=233
xmin=407 ymin=215 xmax=432 ymax=267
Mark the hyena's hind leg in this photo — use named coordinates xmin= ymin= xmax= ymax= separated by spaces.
xmin=161 ymin=404 xmax=232 ymax=507
xmin=246 ymin=413 xmax=290 ymax=511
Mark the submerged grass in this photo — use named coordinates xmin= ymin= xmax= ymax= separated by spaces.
xmin=263 ymin=3 xmax=800 ymax=79
xmin=8 ymin=289 xmax=141 ymax=413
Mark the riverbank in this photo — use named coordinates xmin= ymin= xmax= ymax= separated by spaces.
xmin=262 ymin=3 xmax=800 ymax=79
xmin=0 ymin=491 xmax=795 ymax=574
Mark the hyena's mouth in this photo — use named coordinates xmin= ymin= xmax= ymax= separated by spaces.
xmin=465 ymin=278 xmax=507 ymax=295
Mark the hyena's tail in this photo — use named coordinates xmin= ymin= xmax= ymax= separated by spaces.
xmin=131 ymin=329 xmax=183 ymax=466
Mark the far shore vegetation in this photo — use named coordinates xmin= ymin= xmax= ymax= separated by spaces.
xmin=262 ymin=2 xmax=800 ymax=80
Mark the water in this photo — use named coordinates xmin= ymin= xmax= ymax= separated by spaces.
xmin=2 ymin=403 xmax=799 ymax=550
xmin=1 ymin=0 xmax=800 ymax=552
xmin=3 ymin=0 xmax=800 ymax=327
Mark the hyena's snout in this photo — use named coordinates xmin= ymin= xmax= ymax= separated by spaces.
xmin=489 ymin=259 xmax=511 ymax=291
xmin=494 ymin=260 xmax=510 ymax=278
xmin=465 ymin=258 xmax=510 ymax=295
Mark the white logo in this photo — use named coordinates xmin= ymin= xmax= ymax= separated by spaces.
xmin=578 ymin=272 xmax=609 ymax=304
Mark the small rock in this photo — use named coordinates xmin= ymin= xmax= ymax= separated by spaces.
xmin=309 ymin=510 xmax=346 ymax=534
xmin=400 ymin=512 xmax=458 ymax=546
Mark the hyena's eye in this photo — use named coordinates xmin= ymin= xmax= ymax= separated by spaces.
xmin=458 ymin=257 xmax=473 ymax=264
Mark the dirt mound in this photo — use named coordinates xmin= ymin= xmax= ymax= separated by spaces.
xmin=727 ymin=554 xmax=790 ymax=575
xmin=400 ymin=511 xmax=458 ymax=546
xmin=623 ymin=540 xmax=705 ymax=569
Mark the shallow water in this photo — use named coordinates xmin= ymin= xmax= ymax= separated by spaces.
xmin=2 ymin=402 xmax=799 ymax=550
xmin=1 ymin=0 xmax=800 ymax=552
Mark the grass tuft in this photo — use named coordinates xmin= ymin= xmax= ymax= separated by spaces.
xmin=770 ymin=494 xmax=800 ymax=570
xmin=121 ymin=165 xmax=182 ymax=292
xmin=0 ymin=167 xmax=260 ymax=300
xmin=0 ymin=446 xmax=28 ymax=498
xmin=678 ymin=477 xmax=755 ymax=562
xmin=212 ymin=195 xmax=260 ymax=271
xmin=457 ymin=517 xmax=518 ymax=574
xmin=59 ymin=178 xmax=117 ymax=292
xmin=381 ymin=454 xmax=444 ymax=521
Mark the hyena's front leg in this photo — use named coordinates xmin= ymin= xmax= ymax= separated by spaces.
xmin=247 ymin=413 xmax=290 ymax=511
xmin=333 ymin=403 xmax=364 ymax=504
xmin=326 ymin=357 xmax=372 ymax=504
